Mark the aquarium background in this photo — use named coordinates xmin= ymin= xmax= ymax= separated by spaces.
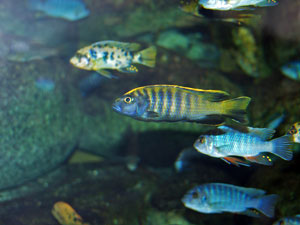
xmin=0 ymin=0 xmax=299 ymax=224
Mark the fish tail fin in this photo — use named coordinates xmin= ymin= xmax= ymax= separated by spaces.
xmin=255 ymin=0 xmax=278 ymax=7
xmin=222 ymin=96 xmax=251 ymax=124
xmin=135 ymin=46 xmax=157 ymax=68
xmin=270 ymin=135 xmax=293 ymax=160
xmin=256 ymin=194 xmax=278 ymax=218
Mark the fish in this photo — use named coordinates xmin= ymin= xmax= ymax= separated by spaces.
xmin=112 ymin=85 xmax=251 ymax=125
xmin=35 ymin=77 xmax=55 ymax=92
xmin=287 ymin=122 xmax=300 ymax=143
xmin=52 ymin=201 xmax=89 ymax=225
xmin=174 ymin=148 xmax=202 ymax=172
xmin=273 ymin=214 xmax=300 ymax=225
xmin=182 ymin=183 xmax=278 ymax=217
xmin=179 ymin=0 xmax=259 ymax=24
xmin=193 ymin=125 xmax=293 ymax=166
xmin=70 ymin=41 xmax=157 ymax=79
xmin=78 ymin=72 xmax=107 ymax=97
xmin=198 ymin=0 xmax=278 ymax=11
xmin=281 ymin=61 xmax=300 ymax=81
xmin=266 ymin=113 xmax=286 ymax=129
xmin=27 ymin=0 xmax=90 ymax=21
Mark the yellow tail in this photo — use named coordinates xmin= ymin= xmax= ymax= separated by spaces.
xmin=136 ymin=46 xmax=157 ymax=68
xmin=222 ymin=96 xmax=251 ymax=124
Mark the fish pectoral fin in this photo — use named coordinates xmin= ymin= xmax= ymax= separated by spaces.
xmin=96 ymin=69 xmax=118 ymax=79
xmin=117 ymin=65 xmax=138 ymax=73
xmin=145 ymin=111 xmax=159 ymax=118
xmin=221 ymin=156 xmax=251 ymax=167
xmin=244 ymin=154 xmax=273 ymax=166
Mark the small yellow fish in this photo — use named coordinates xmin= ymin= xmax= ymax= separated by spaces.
xmin=52 ymin=201 xmax=89 ymax=225
xmin=112 ymin=85 xmax=251 ymax=125
xmin=70 ymin=40 xmax=156 ymax=78
xmin=287 ymin=122 xmax=300 ymax=143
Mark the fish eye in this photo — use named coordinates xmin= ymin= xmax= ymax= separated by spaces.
xmin=124 ymin=96 xmax=133 ymax=104
xmin=288 ymin=126 xmax=297 ymax=135
xmin=198 ymin=136 xmax=205 ymax=144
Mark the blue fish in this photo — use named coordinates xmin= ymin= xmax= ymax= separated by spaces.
xmin=194 ymin=125 xmax=293 ymax=166
xmin=35 ymin=77 xmax=55 ymax=91
xmin=266 ymin=113 xmax=286 ymax=129
xmin=273 ymin=214 xmax=300 ymax=225
xmin=198 ymin=0 xmax=278 ymax=11
xmin=174 ymin=148 xmax=202 ymax=172
xmin=27 ymin=0 xmax=90 ymax=21
xmin=281 ymin=61 xmax=300 ymax=81
xmin=182 ymin=183 xmax=278 ymax=217
xmin=78 ymin=72 xmax=108 ymax=97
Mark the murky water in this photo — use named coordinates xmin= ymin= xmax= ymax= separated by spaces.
xmin=0 ymin=0 xmax=299 ymax=224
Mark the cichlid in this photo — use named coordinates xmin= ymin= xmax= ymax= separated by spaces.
xmin=112 ymin=85 xmax=251 ymax=125
xmin=27 ymin=0 xmax=90 ymax=21
xmin=198 ymin=0 xmax=278 ymax=11
xmin=273 ymin=215 xmax=300 ymax=225
xmin=70 ymin=41 xmax=156 ymax=79
xmin=194 ymin=125 xmax=293 ymax=166
xmin=182 ymin=183 xmax=278 ymax=217
xmin=287 ymin=122 xmax=300 ymax=143
xmin=179 ymin=0 xmax=259 ymax=24
xmin=52 ymin=201 xmax=89 ymax=225
xmin=281 ymin=61 xmax=300 ymax=81
xmin=174 ymin=148 xmax=202 ymax=172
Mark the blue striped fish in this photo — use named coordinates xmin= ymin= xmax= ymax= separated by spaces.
xmin=182 ymin=183 xmax=278 ymax=217
xmin=112 ymin=85 xmax=251 ymax=125
xmin=194 ymin=125 xmax=293 ymax=166
xmin=273 ymin=215 xmax=300 ymax=225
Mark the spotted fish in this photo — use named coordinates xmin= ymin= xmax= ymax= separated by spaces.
xmin=112 ymin=85 xmax=251 ymax=125
xmin=52 ymin=201 xmax=89 ymax=225
xmin=273 ymin=214 xmax=300 ymax=225
xmin=182 ymin=183 xmax=278 ymax=217
xmin=287 ymin=122 xmax=300 ymax=143
xmin=70 ymin=40 xmax=156 ymax=78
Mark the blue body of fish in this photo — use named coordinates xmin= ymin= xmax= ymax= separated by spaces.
xmin=194 ymin=126 xmax=293 ymax=166
xmin=281 ymin=61 xmax=300 ymax=81
xmin=273 ymin=214 xmax=300 ymax=225
xmin=182 ymin=183 xmax=278 ymax=217
xmin=27 ymin=0 xmax=90 ymax=21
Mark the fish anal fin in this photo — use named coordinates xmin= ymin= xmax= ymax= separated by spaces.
xmin=241 ymin=209 xmax=261 ymax=218
xmin=222 ymin=157 xmax=251 ymax=167
xmin=245 ymin=154 xmax=273 ymax=166
xmin=117 ymin=65 xmax=138 ymax=73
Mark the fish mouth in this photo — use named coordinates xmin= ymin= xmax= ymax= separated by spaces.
xmin=112 ymin=103 xmax=121 ymax=112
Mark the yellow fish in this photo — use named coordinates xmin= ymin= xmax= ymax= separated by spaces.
xmin=52 ymin=201 xmax=89 ymax=225
xmin=287 ymin=122 xmax=300 ymax=143
xmin=70 ymin=40 xmax=156 ymax=78
xmin=112 ymin=85 xmax=251 ymax=125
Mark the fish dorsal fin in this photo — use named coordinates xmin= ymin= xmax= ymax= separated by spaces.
xmin=176 ymin=86 xmax=230 ymax=102
xmin=217 ymin=125 xmax=237 ymax=133
xmin=236 ymin=186 xmax=266 ymax=197
xmin=247 ymin=127 xmax=275 ymax=140
xmin=94 ymin=41 xmax=141 ymax=51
